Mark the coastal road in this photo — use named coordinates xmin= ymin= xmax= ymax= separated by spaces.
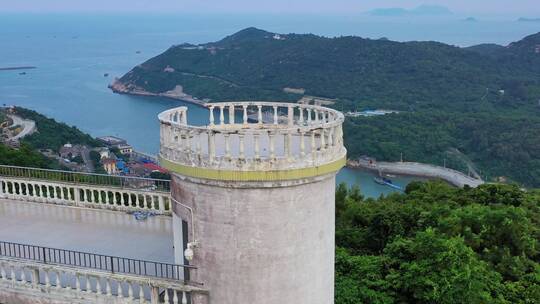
xmin=80 ymin=146 xmax=95 ymax=172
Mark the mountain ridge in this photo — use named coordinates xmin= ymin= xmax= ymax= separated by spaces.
xmin=114 ymin=28 xmax=540 ymax=109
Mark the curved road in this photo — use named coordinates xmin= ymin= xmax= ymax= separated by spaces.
xmin=7 ymin=114 xmax=36 ymax=141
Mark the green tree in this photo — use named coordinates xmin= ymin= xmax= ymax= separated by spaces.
xmin=335 ymin=248 xmax=394 ymax=304
xmin=385 ymin=229 xmax=505 ymax=304
xmin=334 ymin=181 xmax=539 ymax=304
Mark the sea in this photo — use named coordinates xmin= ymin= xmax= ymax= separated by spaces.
xmin=1 ymin=13 xmax=538 ymax=197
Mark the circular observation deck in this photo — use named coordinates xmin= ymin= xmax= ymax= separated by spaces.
xmin=158 ymin=102 xmax=346 ymax=181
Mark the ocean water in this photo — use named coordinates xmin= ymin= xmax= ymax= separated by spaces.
xmin=1 ymin=14 xmax=538 ymax=197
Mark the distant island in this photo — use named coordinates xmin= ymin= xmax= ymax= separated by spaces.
xmin=112 ymin=27 xmax=540 ymax=187
xmin=518 ymin=17 xmax=540 ymax=22
xmin=463 ymin=17 xmax=478 ymax=22
xmin=368 ymin=5 xmax=452 ymax=17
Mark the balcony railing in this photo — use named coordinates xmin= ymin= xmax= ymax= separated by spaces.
xmin=0 ymin=256 xmax=208 ymax=303
xmin=158 ymin=101 xmax=346 ymax=172
xmin=0 ymin=240 xmax=194 ymax=283
xmin=0 ymin=165 xmax=170 ymax=192
xmin=0 ymin=175 xmax=172 ymax=214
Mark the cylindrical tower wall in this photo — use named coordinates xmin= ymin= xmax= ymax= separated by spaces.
xmin=171 ymin=174 xmax=335 ymax=304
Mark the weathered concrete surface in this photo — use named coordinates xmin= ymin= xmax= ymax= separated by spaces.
xmin=172 ymin=174 xmax=336 ymax=304
xmin=0 ymin=199 xmax=174 ymax=262
xmin=0 ymin=256 xmax=207 ymax=304
xmin=0 ymin=279 xmax=140 ymax=304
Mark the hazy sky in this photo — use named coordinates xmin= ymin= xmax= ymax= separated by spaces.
xmin=1 ymin=0 xmax=539 ymax=15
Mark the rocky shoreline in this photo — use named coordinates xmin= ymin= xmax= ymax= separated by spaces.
xmin=347 ymin=159 xmax=484 ymax=188
xmin=108 ymin=79 xmax=207 ymax=107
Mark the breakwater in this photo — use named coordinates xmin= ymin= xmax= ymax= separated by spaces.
xmin=0 ymin=66 xmax=36 ymax=71
xmin=348 ymin=159 xmax=484 ymax=188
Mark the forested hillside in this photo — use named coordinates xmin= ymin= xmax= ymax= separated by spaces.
xmin=0 ymin=144 xmax=55 ymax=168
xmin=0 ymin=107 xmax=102 ymax=169
xmin=114 ymin=28 xmax=540 ymax=186
xmin=335 ymin=182 xmax=540 ymax=304
xmin=14 ymin=107 xmax=101 ymax=152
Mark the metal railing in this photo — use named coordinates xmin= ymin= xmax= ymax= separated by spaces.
xmin=0 ymin=240 xmax=194 ymax=283
xmin=0 ymin=165 xmax=170 ymax=192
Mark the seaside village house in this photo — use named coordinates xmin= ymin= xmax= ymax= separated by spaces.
xmin=101 ymin=157 xmax=117 ymax=175
xmin=98 ymin=147 xmax=110 ymax=159
xmin=97 ymin=135 xmax=133 ymax=155
xmin=117 ymin=143 xmax=133 ymax=155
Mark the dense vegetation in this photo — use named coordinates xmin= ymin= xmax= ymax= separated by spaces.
xmin=335 ymin=181 xmax=540 ymax=303
xmin=117 ymin=28 xmax=540 ymax=186
xmin=0 ymin=143 xmax=56 ymax=168
xmin=14 ymin=107 xmax=101 ymax=152
xmin=120 ymin=28 xmax=540 ymax=109
xmin=344 ymin=111 xmax=540 ymax=184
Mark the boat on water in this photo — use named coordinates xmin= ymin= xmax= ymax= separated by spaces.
xmin=373 ymin=176 xmax=404 ymax=191
xmin=374 ymin=177 xmax=386 ymax=185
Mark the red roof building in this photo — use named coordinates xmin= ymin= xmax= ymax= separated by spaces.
xmin=142 ymin=163 xmax=168 ymax=173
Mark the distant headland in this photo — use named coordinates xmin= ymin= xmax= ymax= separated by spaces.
xmin=368 ymin=5 xmax=452 ymax=17
xmin=518 ymin=17 xmax=540 ymax=22
xmin=109 ymin=27 xmax=540 ymax=187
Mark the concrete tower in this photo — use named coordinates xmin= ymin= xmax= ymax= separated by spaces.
xmin=158 ymin=101 xmax=346 ymax=304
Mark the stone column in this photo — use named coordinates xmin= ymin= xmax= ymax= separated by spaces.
xmin=219 ymin=106 xmax=225 ymax=125
xmin=243 ymin=105 xmax=248 ymax=125
xmin=257 ymin=105 xmax=263 ymax=124
xmin=208 ymin=131 xmax=216 ymax=162
xmin=229 ymin=104 xmax=235 ymax=125
xmin=209 ymin=106 xmax=215 ymax=126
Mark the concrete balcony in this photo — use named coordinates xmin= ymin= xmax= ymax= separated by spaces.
xmin=0 ymin=166 xmax=209 ymax=303
xmin=158 ymin=101 xmax=346 ymax=181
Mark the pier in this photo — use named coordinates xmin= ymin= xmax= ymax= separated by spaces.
xmin=349 ymin=159 xmax=484 ymax=188
xmin=0 ymin=66 xmax=36 ymax=71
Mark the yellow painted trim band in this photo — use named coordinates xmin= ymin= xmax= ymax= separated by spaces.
xmin=160 ymin=157 xmax=346 ymax=181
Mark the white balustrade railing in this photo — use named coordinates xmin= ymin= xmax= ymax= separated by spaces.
xmin=0 ymin=177 xmax=171 ymax=215
xmin=0 ymin=257 xmax=208 ymax=304
xmin=159 ymin=102 xmax=346 ymax=171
